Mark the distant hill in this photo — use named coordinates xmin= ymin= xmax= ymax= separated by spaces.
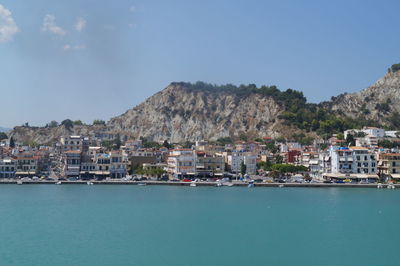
xmin=8 ymin=63 xmax=400 ymax=144
xmin=323 ymin=65 xmax=400 ymax=128
xmin=0 ymin=127 xmax=11 ymax=132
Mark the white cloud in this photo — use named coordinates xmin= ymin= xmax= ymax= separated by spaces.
xmin=41 ymin=14 xmax=66 ymax=36
xmin=0 ymin=4 xmax=19 ymax=43
xmin=75 ymin=17 xmax=86 ymax=32
xmin=63 ymin=44 xmax=86 ymax=51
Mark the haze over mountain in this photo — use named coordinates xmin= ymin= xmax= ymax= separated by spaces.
xmin=7 ymin=64 xmax=400 ymax=145
xmin=0 ymin=127 xmax=11 ymax=132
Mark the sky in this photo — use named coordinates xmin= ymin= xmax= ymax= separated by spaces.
xmin=0 ymin=0 xmax=399 ymax=128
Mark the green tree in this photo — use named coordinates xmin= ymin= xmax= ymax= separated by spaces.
xmin=240 ymin=161 xmax=247 ymax=176
xmin=61 ymin=119 xmax=74 ymax=130
xmin=0 ymin=132 xmax=7 ymax=141
xmin=114 ymin=134 xmax=122 ymax=149
xmin=93 ymin=120 xmax=106 ymax=126
xmin=73 ymin=120 xmax=83 ymax=126
xmin=346 ymin=134 xmax=355 ymax=146
xmin=9 ymin=137 xmax=15 ymax=148
xmin=48 ymin=120 xmax=58 ymax=127
xmin=163 ymin=140 xmax=171 ymax=149
xmin=216 ymin=137 xmax=233 ymax=146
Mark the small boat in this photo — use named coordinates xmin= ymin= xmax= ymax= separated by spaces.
xmin=17 ymin=180 xmax=23 ymax=185
xmin=190 ymin=181 xmax=197 ymax=187
xmin=87 ymin=181 xmax=94 ymax=185
xmin=377 ymin=183 xmax=383 ymax=189
xmin=387 ymin=184 xmax=395 ymax=189
xmin=278 ymin=184 xmax=284 ymax=188
xmin=55 ymin=181 xmax=62 ymax=185
xmin=137 ymin=183 xmax=147 ymax=186
xmin=248 ymin=181 xmax=255 ymax=188
xmin=224 ymin=183 xmax=234 ymax=187
xmin=215 ymin=182 xmax=223 ymax=187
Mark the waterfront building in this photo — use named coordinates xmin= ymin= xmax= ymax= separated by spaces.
xmin=319 ymin=151 xmax=331 ymax=175
xmin=110 ymin=151 xmax=127 ymax=179
xmin=330 ymin=147 xmax=354 ymax=174
xmin=167 ymin=149 xmax=196 ymax=178
xmin=301 ymin=152 xmax=320 ymax=177
xmin=0 ymin=158 xmax=16 ymax=178
xmin=226 ymin=153 xmax=257 ymax=175
xmin=195 ymin=151 xmax=224 ymax=177
xmin=64 ymin=150 xmax=81 ymax=177
xmin=351 ymin=146 xmax=377 ymax=174
xmin=15 ymin=153 xmax=40 ymax=177
xmin=377 ymin=153 xmax=400 ymax=181
xmin=324 ymin=146 xmax=378 ymax=182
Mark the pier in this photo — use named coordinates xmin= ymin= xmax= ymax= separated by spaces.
xmin=0 ymin=180 xmax=397 ymax=188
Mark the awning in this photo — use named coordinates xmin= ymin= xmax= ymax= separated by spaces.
xmin=323 ymin=173 xmax=378 ymax=179
xmin=391 ymin=174 xmax=400 ymax=179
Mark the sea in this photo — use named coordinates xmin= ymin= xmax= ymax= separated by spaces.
xmin=0 ymin=185 xmax=398 ymax=266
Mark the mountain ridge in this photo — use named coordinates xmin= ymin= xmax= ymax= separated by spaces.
xmin=8 ymin=64 xmax=400 ymax=144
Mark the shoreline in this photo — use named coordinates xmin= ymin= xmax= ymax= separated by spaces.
xmin=0 ymin=180 xmax=396 ymax=188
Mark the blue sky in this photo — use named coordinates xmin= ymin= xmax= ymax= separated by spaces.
xmin=0 ymin=0 xmax=399 ymax=128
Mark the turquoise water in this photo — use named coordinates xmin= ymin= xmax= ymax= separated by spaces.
xmin=0 ymin=185 xmax=399 ymax=266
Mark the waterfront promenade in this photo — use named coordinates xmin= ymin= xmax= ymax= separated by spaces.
xmin=0 ymin=179 xmax=396 ymax=188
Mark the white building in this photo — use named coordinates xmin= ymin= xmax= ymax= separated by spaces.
xmin=326 ymin=146 xmax=377 ymax=180
xmin=61 ymin=136 xmax=84 ymax=152
xmin=167 ymin=149 xmax=196 ymax=178
xmin=352 ymin=147 xmax=377 ymax=174
xmin=226 ymin=153 xmax=257 ymax=175
xmin=330 ymin=147 xmax=354 ymax=174
xmin=362 ymin=127 xmax=385 ymax=138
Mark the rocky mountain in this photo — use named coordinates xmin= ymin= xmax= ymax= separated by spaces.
xmin=324 ymin=65 xmax=400 ymax=127
xmin=107 ymin=82 xmax=308 ymax=142
xmin=8 ymin=63 xmax=400 ymax=144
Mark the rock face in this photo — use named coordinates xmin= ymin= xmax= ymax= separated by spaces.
xmin=325 ymin=70 xmax=400 ymax=123
xmin=10 ymin=125 xmax=110 ymax=145
xmin=107 ymin=83 xmax=289 ymax=142
xmin=9 ymin=65 xmax=400 ymax=144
